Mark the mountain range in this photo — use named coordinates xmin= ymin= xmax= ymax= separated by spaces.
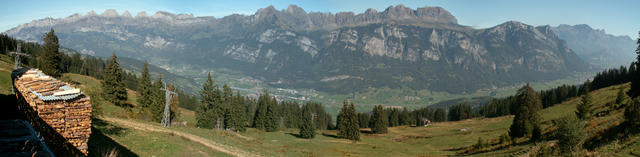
xmin=5 ymin=4 xmax=627 ymax=96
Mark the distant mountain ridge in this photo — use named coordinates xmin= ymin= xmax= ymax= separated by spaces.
xmin=4 ymin=5 xmax=592 ymax=95
xmin=551 ymin=24 xmax=636 ymax=68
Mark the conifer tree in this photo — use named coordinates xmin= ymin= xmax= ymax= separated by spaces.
xmin=196 ymin=73 xmax=221 ymax=128
xmin=389 ymin=108 xmax=400 ymax=127
xmin=253 ymin=90 xmax=270 ymax=130
xmin=40 ymin=28 xmax=62 ymax=77
xmin=509 ymin=84 xmax=542 ymax=139
xmin=629 ymin=32 xmax=640 ymax=98
xmin=399 ymin=108 xmax=410 ymax=125
xmin=625 ymin=98 xmax=640 ymax=129
xmin=265 ymin=97 xmax=279 ymax=132
xmin=576 ymin=80 xmax=594 ymax=120
xmin=225 ymin=91 xmax=246 ymax=132
xmin=556 ymin=115 xmax=585 ymax=154
xmin=358 ymin=113 xmax=370 ymax=128
xmin=434 ymin=108 xmax=446 ymax=122
xmin=137 ymin=62 xmax=152 ymax=109
xmin=102 ymin=52 xmax=128 ymax=107
xmin=299 ymin=104 xmax=315 ymax=138
xmin=150 ymin=76 xmax=165 ymax=122
xmin=337 ymin=101 xmax=360 ymax=141
xmin=370 ymin=105 xmax=388 ymax=134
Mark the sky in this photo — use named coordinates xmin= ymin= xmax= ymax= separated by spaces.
xmin=0 ymin=0 xmax=639 ymax=38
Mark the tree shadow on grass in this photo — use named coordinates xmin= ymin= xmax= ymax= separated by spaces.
xmin=583 ymin=122 xmax=636 ymax=150
xmin=320 ymin=132 xmax=339 ymax=139
xmin=88 ymin=118 xmax=138 ymax=157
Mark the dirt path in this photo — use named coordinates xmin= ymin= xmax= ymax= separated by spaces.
xmin=101 ymin=117 xmax=260 ymax=157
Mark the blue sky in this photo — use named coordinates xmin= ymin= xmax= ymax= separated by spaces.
xmin=1 ymin=0 xmax=638 ymax=38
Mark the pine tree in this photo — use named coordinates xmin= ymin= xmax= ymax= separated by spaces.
xmin=225 ymin=91 xmax=246 ymax=132
xmin=556 ymin=115 xmax=586 ymax=154
xmin=576 ymin=81 xmax=593 ymax=120
xmin=509 ymin=84 xmax=542 ymax=139
xmin=252 ymin=90 xmax=270 ymax=130
xmin=150 ymin=76 xmax=165 ymax=122
xmin=40 ymin=28 xmax=62 ymax=77
xmin=337 ymin=101 xmax=360 ymax=141
xmin=358 ymin=113 xmax=370 ymax=128
xmin=370 ymin=105 xmax=388 ymax=134
xmin=399 ymin=108 xmax=410 ymax=125
xmin=389 ymin=108 xmax=400 ymax=127
xmin=434 ymin=108 xmax=446 ymax=122
xmin=629 ymin=32 xmax=640 ymax=98
xmin=265 ymin=97 xmax=279 ymax=132
xmin=299 ymin=104 xmax=315 ymax=138
xmin=137 ymin=62 xmax=152 ymax=109
xmin=102 ymin=52 xmax=128 ymax=107
xmin=196 ymin=73 xmax=221 ymax=129
xmin=625 ymin=98 xmax=640 ymax=129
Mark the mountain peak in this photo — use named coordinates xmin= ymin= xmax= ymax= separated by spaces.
xmin=122 ymin=10 xmax=132 ymax=18
xmin=102 ymin=9 xmax=119 ymax=17
xmin=136 ymin=11 xmax=148 ymax=18
xmin=285 ymin=5 xmax=306 ymax=14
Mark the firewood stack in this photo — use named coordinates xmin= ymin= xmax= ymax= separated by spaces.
xmin=12 ymin=68 xmax=91 ymax=156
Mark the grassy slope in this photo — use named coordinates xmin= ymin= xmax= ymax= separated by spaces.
xmin=65 ymin=69 xmax=640 ymax=156
xmin=2 ymin=54 xmax=637 ymax=156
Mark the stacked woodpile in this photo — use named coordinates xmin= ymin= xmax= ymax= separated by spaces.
xmin=12 ymin=68 xmax=91 ymax=156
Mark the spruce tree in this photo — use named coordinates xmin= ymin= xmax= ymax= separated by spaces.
xmin=225 ymin=91 xmax=246 ymax=132
xmin=337 ymin=101 xmax=360 ymax=141
xmin=40 ymin=28 xmax=62 ymax=77
xmin=265 ymin=97 xmax=279 ymax=132
xmin=253 ymin=90 xmax=270 ymax=130
xmin=509 ymin=84 xmax=542 ymax=139
xmin=196 ymin=73 xmax=220 ymax=129
xmin=389 ymin=108 xmax=399 ymax=127
xmin=629 ymin=32 xmax=640 ymax=98
xmin=137 ymin=62 xmax=152 ymax=109
xmin=625 ymin=98 xmax=640 ymax=129
xmin=370 ymin=105 xmax=388 ymax=134
xmin=576 ymin=81 xmax=593 ymax=120
xmin=434 ymin=108 xmax=446 ymax=122
xmin=102 ymin=52 xmax=128 ymax=107
xmin=299 ymin=104 xmax=315 ymax=138
xmin=399 ymin=108 xmax=410 ymax=125
xmin=150 ymin=76 xmax=165 ymax=122
xmin=556 ymin=115 xmax=586 ymax=154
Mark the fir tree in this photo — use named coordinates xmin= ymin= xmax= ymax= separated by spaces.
xmin=556 ymin=115 xmax=586 ymax=154
xmin=196 ymin=73 xmax=221 ymax=129
xmin=137 ymin=62 xmax=152 ymax=109
xmin=370 ymin=105 xmax=388 ymax=134
xmin=358 ymin=113 xmax=370 ymax=128
xmin=629 ymin=32 xmax=640 ymax=98
xmin=399 ymin=108 xmax=410 ymax=125
xmin=40 ymin=28 xmax=62 ymax=77
xmin=434 ymin=108 xmax=446 ymax=122
xmin=389 ymin=108 xmax=399 ymax=127
xmin=102 ymin=52 xmax=128 ymax=107
xmin=299 ymin=104 xmax=315 ymax=138
xmin=265 ymin=97 xmax=279 ymax=132
xmin=576 ymin=80 xmax=594 ymax=120
xmin=225 ymin=91 xmax=246 ymax=132
xmin=625 ymin=98 xmax=640 ymax=129
xmin=337 ymin=101 xmax=360 ymax=141
xmin=509 ymin=84 xmax=542 ymax=139
xmin=150 ymin=76 xmax=165 ymax=122
xmin=252 ymin=90 xmax=270 ymax=130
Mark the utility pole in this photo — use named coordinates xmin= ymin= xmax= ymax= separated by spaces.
xmin=160 ymin=81 xmax=177 ymax=128
xmin=9 ymin=43 xmax=30 ymax=94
